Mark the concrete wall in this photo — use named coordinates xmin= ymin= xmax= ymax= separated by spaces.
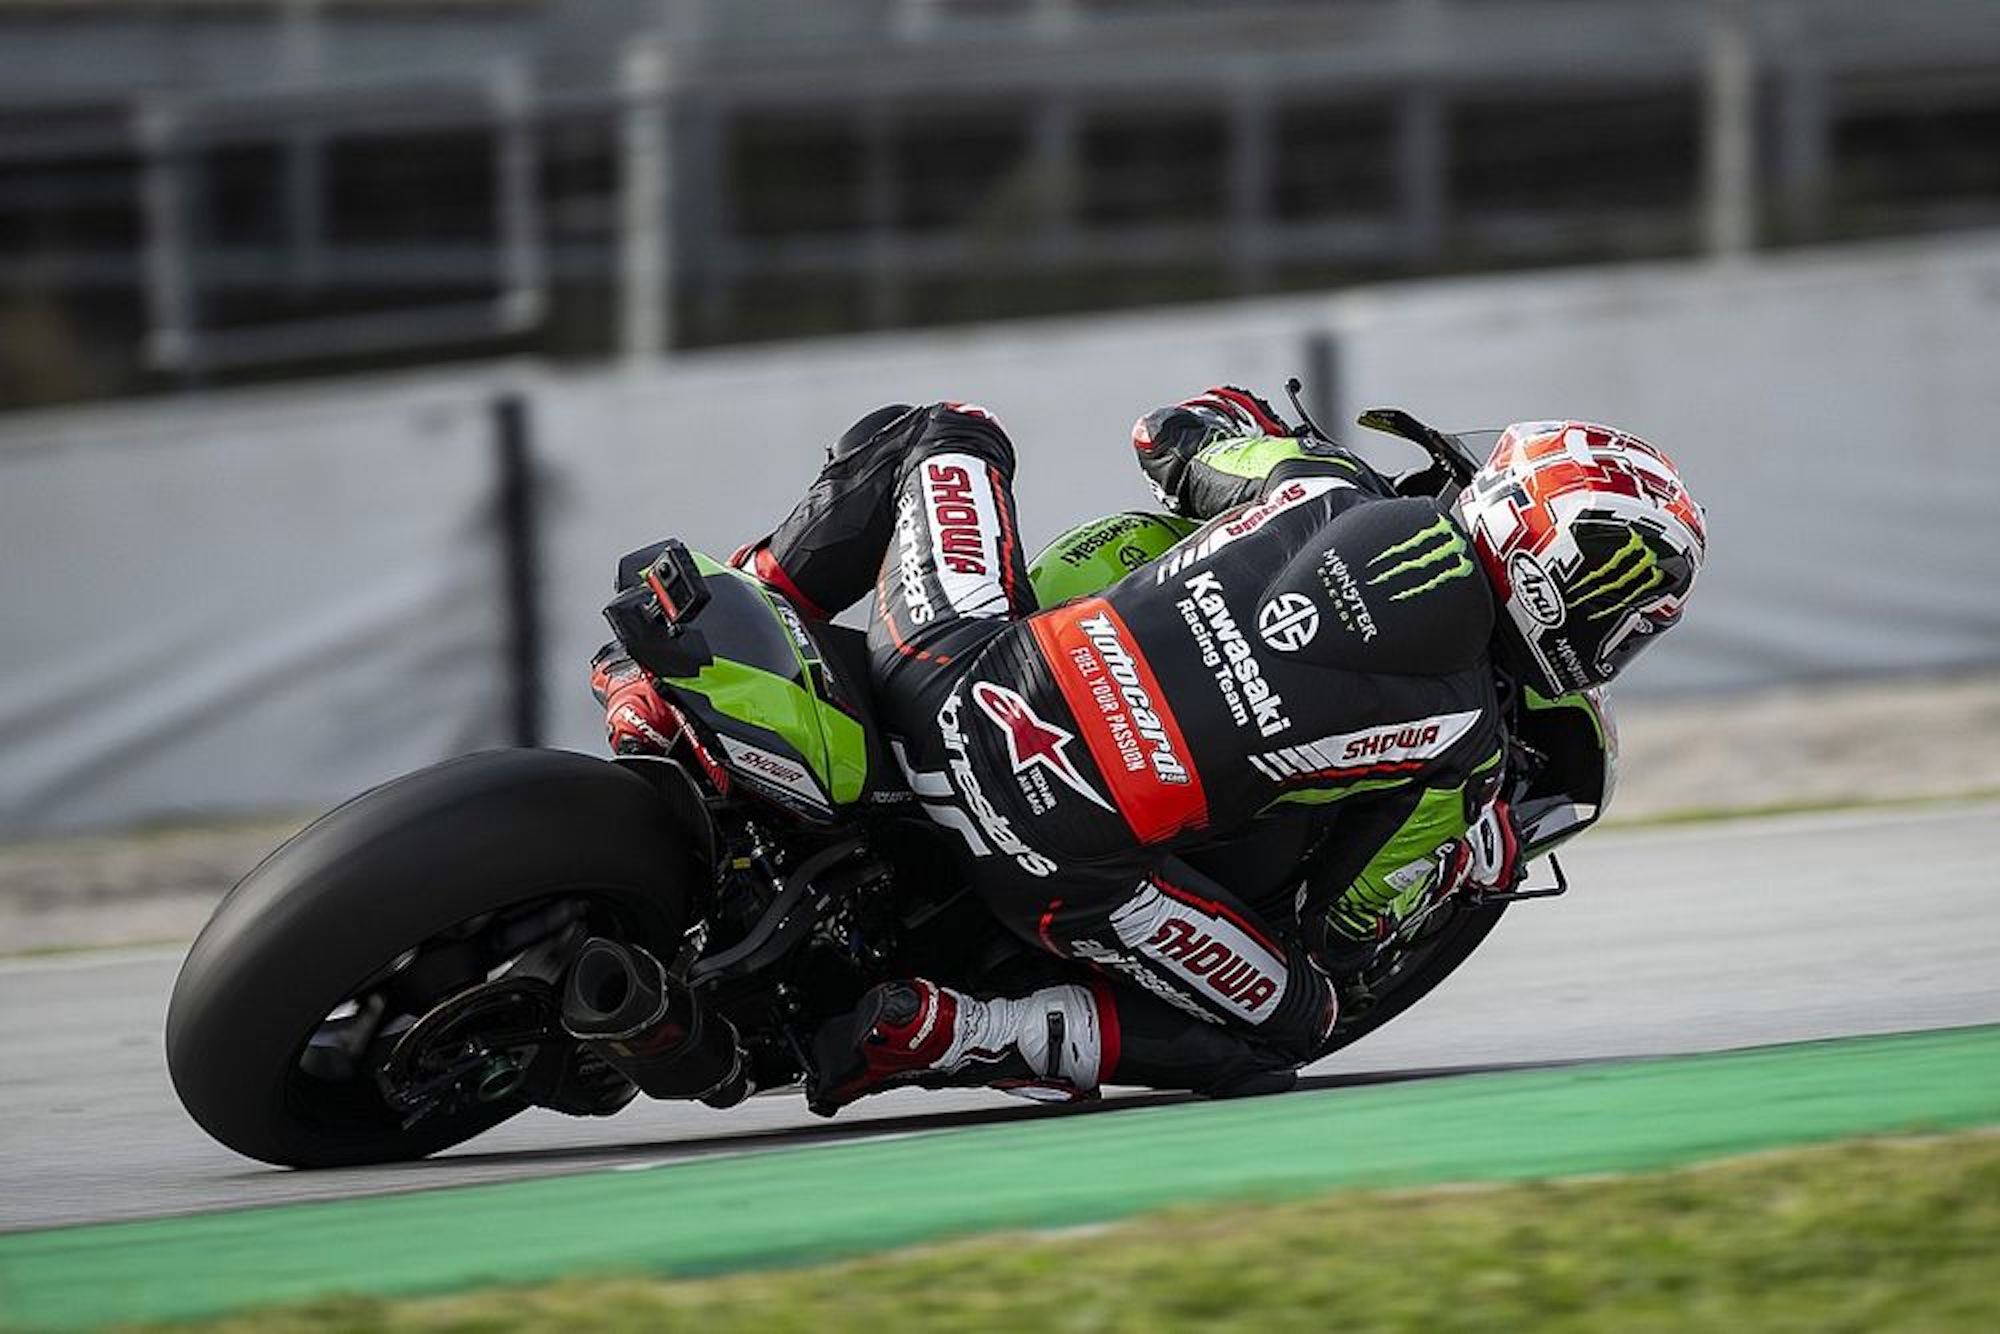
xmin=0 ymin=368 xmax=516 ymax=832
xmin=4 ymin=233 xmax=1998 ymax=832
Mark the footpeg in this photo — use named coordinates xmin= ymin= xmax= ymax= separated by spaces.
xmin=560 ymin=937 xmax=748 ymax=1106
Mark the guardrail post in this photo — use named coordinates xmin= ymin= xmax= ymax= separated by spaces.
xmin=1702 ymin=0 xmax=1757 ymax=257
xmin=494 ymin=392 xmax=544 ymax=748
xmin=136 ymin=102 xmax=197 ymax=376
xmin=619 ymin=41 xmax=673 ymax=361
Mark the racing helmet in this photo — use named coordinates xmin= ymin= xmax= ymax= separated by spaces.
xmin=1455 ymin=421 xmax=1706 ymax=697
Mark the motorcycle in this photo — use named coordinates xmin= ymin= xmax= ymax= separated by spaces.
xmin=166 ymin=401 xmax=1614 ymax=1168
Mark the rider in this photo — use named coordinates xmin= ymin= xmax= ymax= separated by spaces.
xmin=597 ymin=390 xmax=1706 ymax=1113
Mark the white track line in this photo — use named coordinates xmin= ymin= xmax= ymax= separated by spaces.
xmin=1595 ymin=796 xmax=2000 ymax=850
xmin=0 ymin=943 xmax=188 ymax=976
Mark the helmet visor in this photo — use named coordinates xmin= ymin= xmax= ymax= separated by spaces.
xmin=1594 ymin=601 xmax=1684 ymax=680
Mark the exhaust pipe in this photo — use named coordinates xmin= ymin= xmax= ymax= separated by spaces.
xmin=560 ymin=937 xmax=750 ymax=1107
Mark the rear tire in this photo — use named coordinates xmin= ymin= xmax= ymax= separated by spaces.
xmin=166 ymin=749 xmax=696 ymax=1168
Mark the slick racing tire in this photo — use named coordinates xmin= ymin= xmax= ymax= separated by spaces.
xmin=1319 ymin=900 xmax=1508 ymax=1056
xmin=166 ymin=749 xmax=695 ymax=1169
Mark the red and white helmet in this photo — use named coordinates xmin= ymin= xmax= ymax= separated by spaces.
xmin=1456 ymin=421 xmax=1707 ymax=697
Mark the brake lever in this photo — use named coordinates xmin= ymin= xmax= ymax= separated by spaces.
xmin=1282 ymin=377 xmax=1335 ymax=445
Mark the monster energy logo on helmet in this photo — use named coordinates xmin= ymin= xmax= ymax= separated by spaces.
xmin=1366 ymin=516 xmax=1474 ymax=602
xmin=1570 ymin=529 xmax=1665 ymax=621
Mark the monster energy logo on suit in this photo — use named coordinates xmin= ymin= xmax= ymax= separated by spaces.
xmin=1571 ymin=530 xmax=1664 ymax=620
xmin=1366 ymin=516 xmax=1474 ymax=602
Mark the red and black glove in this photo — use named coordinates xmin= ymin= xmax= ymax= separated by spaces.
xmin=590 ymin=647 xmax=678 ymax=756
xmin=1180 ymin=385 xmax=1295 ymax=439
xmin=1132 ymin=384 xmax=1296 ymax=514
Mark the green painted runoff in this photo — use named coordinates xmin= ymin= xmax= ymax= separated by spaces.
xmin=3 ymin=1024 xmax=1998 ymax=1330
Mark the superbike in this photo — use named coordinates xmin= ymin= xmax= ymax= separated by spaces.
xmin=166 ymin=407 xmax=1611 ymax=1168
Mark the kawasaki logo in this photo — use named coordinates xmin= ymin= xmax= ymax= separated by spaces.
xmin=1571 ymin=530 xmax=1665 ymax=620
xmin=1366 ymin=516 xmax=1474 ymax=602
xmin=1179 ymin=572 xmax=1290 ymax=738
xmin=1058 ymin=514 xmax=1148 ymax=567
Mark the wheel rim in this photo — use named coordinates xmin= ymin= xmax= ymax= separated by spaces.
xmin=281 ymin=894 xmax=618 ymax=1138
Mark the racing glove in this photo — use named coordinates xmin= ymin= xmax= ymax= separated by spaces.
xmin=1445 ymin=794 xmax=1524 ymax=897
xmin=1132 ymin=385 xmax=1295 ymax=514
xmin=590 ymin=646 xmax=677 ymax=756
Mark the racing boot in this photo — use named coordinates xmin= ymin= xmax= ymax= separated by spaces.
xmin=806 ymin=978 xmax=1110 ymax=1117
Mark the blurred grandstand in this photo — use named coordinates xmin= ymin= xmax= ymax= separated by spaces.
xmin=5 ymin=0 xmax=2000 ymax=406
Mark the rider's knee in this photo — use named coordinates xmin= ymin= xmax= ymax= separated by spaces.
xmin=1250 ymin=966 xmax=1340 ymax=1067
xmin=824 ymin=401 xmax=1014 ymax=480
xmin=830 ymin=404 xmax=915 ymax=462
xmin=913 ymin=401 xmax=1018 ymax=478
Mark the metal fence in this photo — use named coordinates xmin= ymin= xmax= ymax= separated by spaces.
xmin=3 ymin=0 xmax=2000 ymax=403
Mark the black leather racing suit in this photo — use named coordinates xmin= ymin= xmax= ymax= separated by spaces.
xmin=738 ymin=400 xmax=1505 ymax=1094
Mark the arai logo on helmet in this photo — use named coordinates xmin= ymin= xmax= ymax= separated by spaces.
xmin=1509 ymin=552 xmax=1566 ymax=628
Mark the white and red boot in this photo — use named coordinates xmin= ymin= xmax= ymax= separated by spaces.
xmin=807 ymin=978 xmax=1114 ymax=1117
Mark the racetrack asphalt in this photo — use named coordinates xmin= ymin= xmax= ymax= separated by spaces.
xmin=3 ymin=799 xmax=1996 ymax=1234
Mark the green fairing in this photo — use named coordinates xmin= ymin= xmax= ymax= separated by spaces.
xmin=662 ymin=556 xmax=869 ymax=808
xmin=1028 ymin=510 xmax=1200 ymax=607
xmin=817 ymin=702 xmax=871 ymax=806
xmin=666 ymin=656 xmax=867 ymax=805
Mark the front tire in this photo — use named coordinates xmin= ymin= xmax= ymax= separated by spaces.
xmin=1321 ymin=900 xmax=1508 ymax=1056
xmin=166 ymin=749 xmax=696 ymax=1168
